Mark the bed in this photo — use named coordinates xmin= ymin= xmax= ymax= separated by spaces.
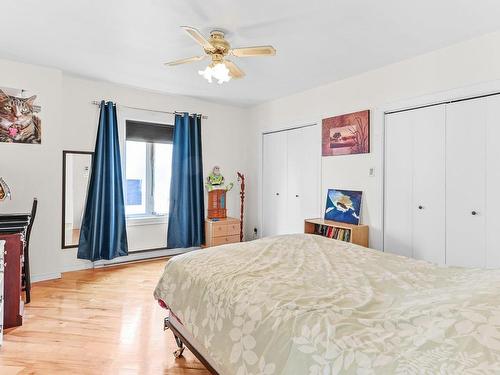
xmin=154 ymin=233 xmax=500 ymax=374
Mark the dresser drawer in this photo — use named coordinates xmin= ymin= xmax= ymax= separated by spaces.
xmin=212 ymin=235 xmax=240 ymax=246
xmin=212 ymin=223 xmax=228 ymax=237
xmin=205 ymin=217 xmax=241 ymax=247
xmin=226 ymin=223 xmax=240 ymax=236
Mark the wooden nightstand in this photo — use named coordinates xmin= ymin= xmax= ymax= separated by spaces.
xmin=205 ymin=217 xmax=241 ymax=247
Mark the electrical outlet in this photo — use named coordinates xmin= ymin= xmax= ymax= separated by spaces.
xmin=368 ymin=167 xmax=375 ymax=177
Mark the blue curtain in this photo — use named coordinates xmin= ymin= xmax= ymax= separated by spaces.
xmin=78 ymin=101 xmax=128 ymax=261
xmin=167 ymin=113 xmax=205 ymax=248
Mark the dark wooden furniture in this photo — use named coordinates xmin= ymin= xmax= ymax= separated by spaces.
xmin=0 ymin=198 xmax=37 ymax=306
xmin=0 ymin=233 xmax=24 ymax=328
xmin=207 ymin=189 xmax=227 ymax=219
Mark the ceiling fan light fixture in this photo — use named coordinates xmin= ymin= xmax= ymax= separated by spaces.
xmin=166 ymin=26 xmax=276 ymax=84
xmin=198 ymin=62 xmax=231 ymax=84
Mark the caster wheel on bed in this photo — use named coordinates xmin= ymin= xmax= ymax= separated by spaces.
xmin=173 ymin=347 xmax=185 ymax=358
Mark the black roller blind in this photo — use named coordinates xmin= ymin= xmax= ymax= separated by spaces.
xmin=126 ymin=120 xmax=174 ymax=144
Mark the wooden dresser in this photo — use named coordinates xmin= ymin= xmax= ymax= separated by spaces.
xmin=205 ymin=217 xmax=241 ymax=247
xmin=0 ymin=233 xmax=24 ymax=329
xmin=0 ymin=240 xmax=4 ymax=345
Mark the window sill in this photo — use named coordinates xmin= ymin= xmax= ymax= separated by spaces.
xmin=126 ymin=215 xmax=168 ymax=227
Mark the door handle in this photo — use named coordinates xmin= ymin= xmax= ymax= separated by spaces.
xmin=295 ymin=194 xmax=299 ymax=198
xmin=418 ymin=205 xmax=423 ymax=210
xmin=471 ymin=211 xmax=478 ymax=216
xmin=275 ymin=192 xmax=280 ymax=196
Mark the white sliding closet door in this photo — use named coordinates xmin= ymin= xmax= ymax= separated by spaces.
xmin=287 ymin=126 xmax=320 ymax=233
xmin=384 ymin=105 xmax=445 ymax=263
xmin=486 ymin=95 xmax=500 ymax=268
xmin=446 ymin=99 xmax=486 ymax=268
xmin=412 ymin=106 xmax=446 ymax=264
xmin=385 ymin=111 xmax=414 ymax=257
xmin=262 ymin=131 xmax=288 ymax=237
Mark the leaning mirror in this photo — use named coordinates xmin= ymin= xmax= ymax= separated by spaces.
xmin=62 ymin=151 xmax=93 ymax=248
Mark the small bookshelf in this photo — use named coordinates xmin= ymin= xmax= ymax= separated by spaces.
xmin=304 ymin=218 xmax=369 ymax=247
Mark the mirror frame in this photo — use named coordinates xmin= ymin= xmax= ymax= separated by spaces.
xmin=61 ymin=150 xmax=94 ymax=249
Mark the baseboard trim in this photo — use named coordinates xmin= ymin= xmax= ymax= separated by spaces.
xmin=93 ymin=247 xmax=196 ymax=268
xmin=59 ymin=247 xmax=198 ymax=274
xmin=61 ymin=262 xmax=94 ymax=273
xmin=31 ymin=272 xmax=62 ymax=283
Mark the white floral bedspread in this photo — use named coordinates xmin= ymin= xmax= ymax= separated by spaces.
xmin=154 ymin=234 xmax=500 ymax=375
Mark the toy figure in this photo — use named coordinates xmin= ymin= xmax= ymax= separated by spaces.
xmin=206 ymin=166 xmax=233 ymax=192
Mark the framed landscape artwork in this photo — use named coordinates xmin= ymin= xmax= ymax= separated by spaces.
xmin=0 ymin=86 xmax=41 ymax=144
xmin=324 ymin=189 xmax=362 ymax=225
xmin=322 ymin=110 xmax=369 ymax=156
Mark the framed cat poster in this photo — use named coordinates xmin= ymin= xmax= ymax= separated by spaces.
xmin=0 ymin=86 xmax=41 ymax=144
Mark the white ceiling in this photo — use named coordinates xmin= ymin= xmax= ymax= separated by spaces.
xmin=1 ymin=1 xmax=500 ymax=106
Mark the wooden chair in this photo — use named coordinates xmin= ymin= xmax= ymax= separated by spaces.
xmin=22 ymin=198 xmax=37 ymax=304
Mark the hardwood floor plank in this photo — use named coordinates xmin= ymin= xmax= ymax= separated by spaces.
xmin=0 ymin=259 xmax=211 ymax=375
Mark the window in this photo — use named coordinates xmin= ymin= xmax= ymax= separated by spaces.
xmin=125 ymin=120 xmax=173 ymax=217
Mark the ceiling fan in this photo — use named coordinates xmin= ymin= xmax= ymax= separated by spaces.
xmin=165 ymin=26 xmax=276 ymax=84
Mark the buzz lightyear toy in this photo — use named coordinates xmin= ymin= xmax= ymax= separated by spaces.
xmin=205 ymin=166 xmax=233 ymax=192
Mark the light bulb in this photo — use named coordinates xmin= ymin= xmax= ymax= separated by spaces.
xmin=198 ymin=66 xmax=213 ymax=83
xmin=212 ymin=63 xmax=231 ymax=84
xmin=198 ymin=63 xmax=231 ymax=84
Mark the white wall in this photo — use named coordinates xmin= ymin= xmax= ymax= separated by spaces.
xmin=60 ymin=75 xmax=249 ymax=271
xmin=246 ymin=31 xmax=500 ymax=249
xmin=0 ymin=60 xmax=249 ymax=280
xmin=0 ymin=60 xmax=63 ymax=281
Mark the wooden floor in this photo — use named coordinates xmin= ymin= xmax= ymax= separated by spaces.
xmin=0 ymin=259 xmax=211 ymax=375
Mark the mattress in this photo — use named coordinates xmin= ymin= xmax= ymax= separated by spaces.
xmin=154 ymin=233 xmax=500 ymax=374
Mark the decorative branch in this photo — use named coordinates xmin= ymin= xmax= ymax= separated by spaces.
xmin=237 ymin=172 xmax=245 ymax=242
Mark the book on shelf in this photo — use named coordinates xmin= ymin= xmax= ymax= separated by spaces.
xmin=313 ymin=223 xmax=352 ymax=243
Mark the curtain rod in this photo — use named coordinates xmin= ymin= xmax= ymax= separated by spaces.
xmin=91 ymin=100 xmax=208 ymax=119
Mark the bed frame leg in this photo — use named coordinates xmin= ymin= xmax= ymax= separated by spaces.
xmin=165 ymin=316 xmax=185 ymax=358
xmin=173 ymin=335 xmax=185 ymax=358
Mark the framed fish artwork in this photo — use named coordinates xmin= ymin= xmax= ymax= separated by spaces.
xmin=324 ymin=189 xmax=362 ymax=225
xmin=0 ymin=86 xmax=41 ymax=144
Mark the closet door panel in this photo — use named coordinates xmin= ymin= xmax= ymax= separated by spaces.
xmin=412 ymin=106 xmax=446 ymax=264
xmin=262 ymin=132 xmax=288 ymax=237
xmin=287 ymin=126 xmax=320 ymax=233
xmin=446 ymin=99 xmax=486 ymax=268
xmin=486 ymin=95 xmax=500 ymax=268
xmin=384 ymin=112 xmax=413 ymax=257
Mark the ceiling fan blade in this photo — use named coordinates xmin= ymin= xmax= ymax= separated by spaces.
xmin=181 ymin=26 xmax=215 ymax=51
xmin=224 ymin=60 xmax=245 ymax=79
xmin=164 ymin=55 xmax=206 ymax=66
xmin=230 ymin=45 xmax=276 ymax=57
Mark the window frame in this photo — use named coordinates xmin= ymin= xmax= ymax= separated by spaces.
xmin=124 ymin=119 xmax=173 ymax=222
